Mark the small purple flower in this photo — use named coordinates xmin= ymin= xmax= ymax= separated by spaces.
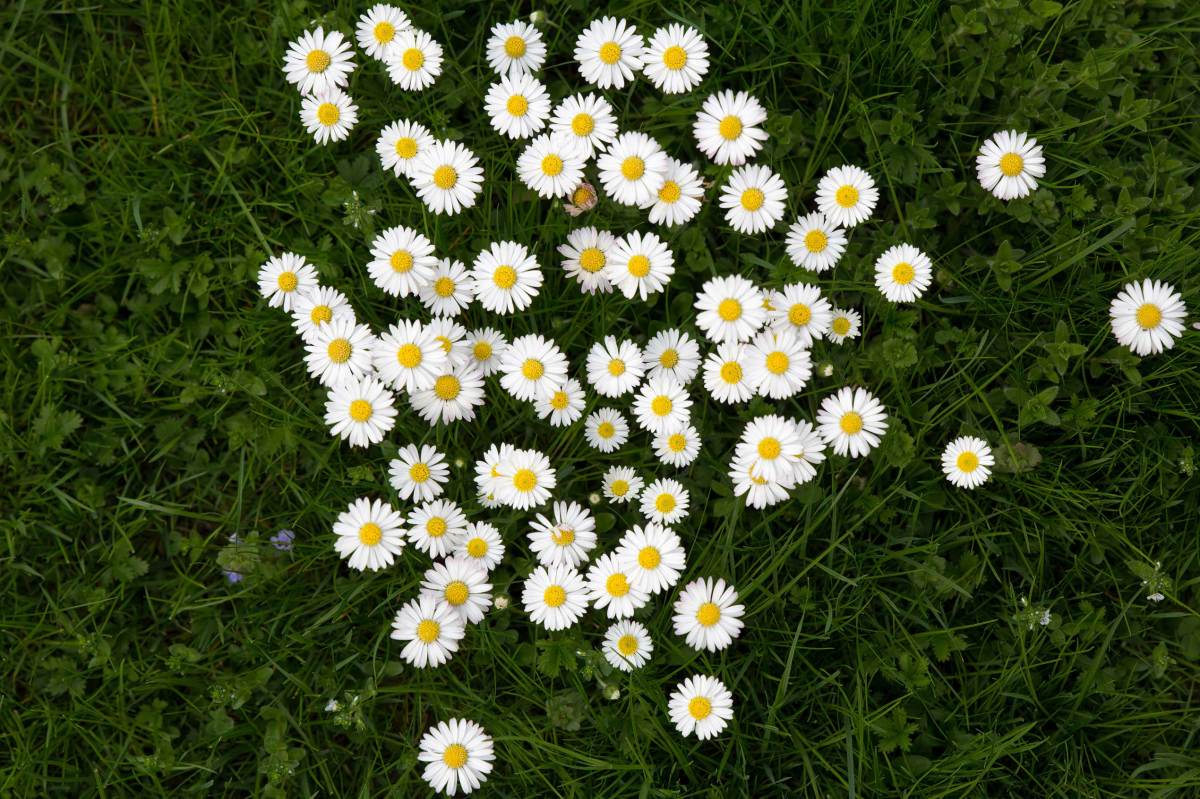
xmin=271 ymin=529 xmax=295 ymax=552
xmin=224 ymin=569 xmax=244 ymax=584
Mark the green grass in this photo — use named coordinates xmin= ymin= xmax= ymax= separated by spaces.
xmin=4 ymin=0 xmax=1200 ymax=796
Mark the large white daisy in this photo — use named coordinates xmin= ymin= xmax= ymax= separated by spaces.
xmin=391 ymin=597 xmax=465 ymax=669
xmin=486 ymin=20 xmax=546 ymax=77
xmin=586 ymin=336 xmax=646 ymax=397
xmin=258 ymin=251 xmax=317 ymax=312
xmin=604 ymin=230 xmax=675 ymax=300
xmin=529 ymin=500 xmax=597 ymax=568
xmin=587 ymin=553 xmax=649 ymax=619
xmin=668 ymin=675 xmax=734 ymax=740
xmin=522 ymin=563 xmax=588 ymax=631
xmin=941 ymin=436 xmax=995 ymax=490
xmin=324 ymin=377 xmax=397 ymax=448
xmin=470 ymin=240 xmax=542 ymax=314
xmin=694 ymin=275 xmax=767 ymax=345
xmin=304 ymin=318 xmax=375 ymax=388
xmin=874 ymin=243 xmax=933 ymax=303
xmin=1109 ymin=278 xmax=1187 ymax=356
xmin=420 ymin=258 xmax=474 ymax=318
xmin=557 ymin=226 xmax=616 ymax=294
xmin=300 ymin=89 xmax=357 ymax=145
xmin=498 ymin=334 xmax=568 ymax=401
xmin=367 ymin=225 xmax=437 ymax=298
xmin=517 ymin=133 xmax=587 ymax=198
xmin=574 ymin=16 xmax=644 ymax=90
xmin=672 ymin=577 xmax=744 ymax=652
xmin=376 ymin=118 xmax=434 ymax=179
xmin=816 ymin=164 xmax=878 ymax=228
xmin=767 ymin=283 xmax=832 ymax=346
xmin=410 ymin=361 xmax=486 ymax=425
xmin=816 ymin=386 xmax=888 ymax=458
xmin=642 ymin=24 xmax=709 ymax=94
xmin=385 ymin=28 xmax=443 ymax=90
xmin=421 ymin=556 xmax=493 ymax=625
xmin=644 ymin=328 xmax=701 ymax=385
xmin=417 ymin=718 xmax=494 ymax=795
xmin=596 ymin=132 xmax=668 ymax=207
xmin=410 ymin=141 xmax=485 ymax=216
xmin=549 ymin=93 xmax=618 ymax=159
xmin=702 ymin=342 xmax=754 ymax=404
xmin=648 ymin=157 xmax=704 ymax=227
xmin=785 ymin=211 xmax=847 ymax=273
xmin=693 ymin=90 xmax=767 ymax=166
xmin=977 ymin=130 xmax=1046 ymax=200
xmin=282 ymin=27 xmax=355 ymax=95
xmin=484 ymin=72 xmax=551 ymax=140
xmin=355 ymin=5 xmax=411 ymax=61
xmin=373 ymin=319 xmax=447 ymax=393
xmin=389 ymin=443 xmax=450 ymax=503
xmin=333 ymin=497 xmax=405 ymax=571
xmin=721 ymin=164 xmax=787 ymax=234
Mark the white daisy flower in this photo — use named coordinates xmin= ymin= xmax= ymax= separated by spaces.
xmin=494 ymin=448 xmax=556 ymax=510
xmin=426 ymin=317 xmax=471 ymax=368
xmin=816 ymin=164 xmax=879 ymax=228
xmin=411 ymin=140 xmax=485 ymax=216
xmin=977 ymin=130 xmax=1046 ymax=200
xmin=258 ymin=251 xmax=318 ymax=312
xmin=282 ymin=27 xmax=355 ymax=95
xmin=486 ymin=20 xmax=546 ymax=77
xmin=586 ymin=336 xmax=646 ymax=397
xmin=536 ymin=378 xmax=586 ymax=427
xmin=602 ymin=466 xmax=644 ymax=505
xmin=407 ymin=499 xmax=469 ymax=559
xmin=574 ymin=16 xmax=644 ymax=90
xmin=721 ymin=164 xmax=787 ymax=234
xmin=584 ymin=407 xmax=630 ymax=453
xmin=644 ymin=328 xmax=701 ymax=385
xmin=875 ymin=243 xmax=933 ymax=303
xmin=291 ymin=285 xmax=355 ymax=343
xmin=385 ymin=28 xmax=443 ymax=90
xmin=419 ymin=259 xmax=474 ymax=318
xmin=816 ymin=386 xmax=888 ymax=458
xmin=376 ymin=119 xmax=435 ymax=179
xmin=828 ymin=307 xmax=862 ymax=344
xmin=417 ymin=718 xmax=494 ymax=795
xmin=305 ymin=319 xmax=375 ymax=388
xmin=300 ymin=88 xmax=357 ymax=145
xmin=410 ymin=361 xmax=486 ymax=425
xmin=596 ymin=132 xmax=669 ymax=207
xmin=633 ymin=374 xmax=692 ymax=434
xmin=453 ymin=521 xmax=505 ymax=573
xmin=470 ymin=241 xmax=542 ymax=315
xmin=942 ymin=436 xmax=995 ymax=490
xmin=587 ymin=553 xmax=650 ymax=619
xmin=549 ymin=93 xmax=618 ymax=159
xmin=654 ymin=423 xmax=701 ymax=468
xmin=693 ymin=90 xmax=768 ymax=166
xmin=473 ymin=443 xmax=515 ymax=502
xmin=702 ymin=342 xmax=754 ymax=404
xmin=522 ymin=563 xmax=588 ymax=631
xmin=673 ymin=577 xmax=744 ymax=652
xmin=391 ymin=596 xmax=465 ymax=669
xmin=373 ymin=320 xmax=447 ymax=393
xmin=640 ymin=477 xmax=689 ymax=526
xmin=694 ymin=275 xmax=767 ymax=345
xmin=324 ymin=377 xmax=397 ymax=448
xmin=734 ymin=414 xmax=816 ymax=486
xmin=785 ymin=211 xmax=847 ymax=273
xmin=617 ymin=522 xmax=686 ymax=594
xmin=389 ymin=443 xmax=450 ymax=503
xmin=529 ymin=500 xmax=597 ymax=568
xmin=648 ymin=157 xmax=704 ymax=227
xmin=333 ymin=497 xmax=405 ymax=571
xmin=1109 ymin=278 xmax=1187 ymax=356
xmin=730 ymin=452 xmax=790 ymax=509
xmin=355 ymin=5 xmax=411 ymax=61
xmin=642 ymin=24 xmax=709 ymax=94
xmin=498 ymin=334 xmax=567 ymax=401
xmin=668 ymin=675 xmax=734 ymax=740
xmin=557 ymin=226 xmax=616 ymax=294
xmin=466 ymin=327 xmax=507 ymax=376
xmin=603 ymin=619 xmax=653 ymax=672
xmin=605 ymin=230 xmax=675 ymax=300
xmin=367 ymin=225 xmax=437 ymax=298
xmin=484 ymin=73 xmax=551 ymax=140
xmin=517 ymin=133 xmax=587 ymax=198
xmin=421 ymin=556 xmax=493 ymax=625
xmin=767 ymin=283 xmax=832 ymax=346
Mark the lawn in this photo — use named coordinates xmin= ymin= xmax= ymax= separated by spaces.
xmin=3 ymin=0 xmax=1200 ymax=796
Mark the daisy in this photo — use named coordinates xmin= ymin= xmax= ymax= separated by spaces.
xmin=391 ymin=597 xmax=465 ymax=669
xmin=633 ymin=374 xmax=692 ymax=434
xmin=325 ymin=377 xmax=397 ymax=447
xmin=587 ymin=553 xmax=650 ymax=619
xmin=816 ymin=165 xmax=878 ymax=228
xmin=522 ymin=563 xmax=588 ymax=631
xmin=373 ymin=319 xmax=447 ymax=393
xmin=693 ymin=90 xmax=768 ymax=166
xmin=694 ymin=275 xmax=766 ymax=345
xmin=517 ymin=133 xmax=587 ymax=198
xmin=355 ymin=5 xmax=411 ymax=61
xmin=417 ymin=718 xmax=494 ymax=795
xmin=563 ymin=181 xmax=599 ymax=216
xmin=640 ymin=477 xmax=689 ymax=525
xmin=586 ymin=336 xmax=646 ymax=397
xmin=421 ymin=556 xmax=493 ymax=624
xmin=603 ymin=620 xmax=653 ymax=672
xmin=644 ymin=329 xmax=701 ymax=385
xmin=486 ymin=20 xmax=546 ymax=77
xmin=466 ymin=328 xmax=507 ymax=376
xmin=376 ymin=119 xmax=435 ymax=179
xmin=282 ymin=27 xmax=354 ymax=95
xmin=410 ymin=362 xmax=486 ymax=425
xmin=617 ymin=522 xmax=686 ymax=594
xmin=942 ymin=436 xmax=995 ymax=490
xmin=642 ymin=24 xmax=709 ymax=94
xmin=654 ymin=423 xmax=701 ymax=468
xmin=558 ymin=226 xmax=616 ymax=294
xmin=258 ymin=252 xmax=318 ymax=312
xmin=669 ymin=675 xmax=734 ymax=740
xmin=1109 ymin=278 xmax=1187 ymax=356
xmin=333 ymin=497 xmax=405 ymax=571
xmin=828 ymin=307 xmax=862 ymax=344
xmin=305 ymin=319 xmax=375 ymax=387
xmin=816 ymin=386 xmax=888 ymax=458
xmin=367 ymin=225 xmax=437 ymax=298
xmin=584 ymin=407 xmax=629 ymax=453
xmin=291 ymin=285 xmax=354 ymax=343
xmin=648 ymin=157 xmax=704 ymax=227
xmin=537 ymin=378 xmax=586 ymax=427
xmin=605 ymin=230 xmax=675 ymax=300
xmin=574 ymin=16 xmax=644 ymax=90
xmin=385 ymin=28 xmax=442 ymax=90
xmin=426 ymin=317 xmax=471 ymax=367
xmin=734 ymin=414 xmax=807 ymax=485
xmin=673 ymin=577 xmax=744 ymax=652
xmin=454 ymin=521 xmax=505 ymax=573
xmin=389 ymin=443 xmax=450 ymax=503
xmin=411 ymin=141 xmax=485 ymax=216
xmin=721 ymin=164 xmax=787 ymax=234
xmin=529 ymin=500 xmax=597 ymax=568
xmin=470 ymin=241 xmax=542 ymax=314
xmin=498 ymin=334 xmax=568 ymax=401
xmin=473 ymin=443 xmax=515 ymax=502
xmin=494 ymin=448 xmax=556 ymax=510
xmin=602 ymin=465 xmax=644 ymax=504
xmin=977 ymin=130 xmax=1046 ymax=201
xmin=549 ymin=93 xmax=618 ymax=158
xmin=300 ymin=89 xmax=357 ymax=145
xmin=875 ymin=243 xmax=933 ymax=303
xmin=484 ymin=73 xmax=551 ymax=140
xmin=420 ymin=259 xmax=474 ymax=317
xmin=767 ymin=283 xmax=832 ymax=346
xmin=785 ymin=211 xmax=847 ymax=273
xmin=407 ymin=499 xmax=469 ymax=558
xmin=596 ymin=132 xmax=668 ymax=207
xmin=702 ymin=342 xmax=754 ymax=404
xmin=730 ymin=453 xmax=790 ymax=509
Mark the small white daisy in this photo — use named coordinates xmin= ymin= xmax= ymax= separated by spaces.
xmin=484 ymin=73 xmax=551 ymax=140
xmin=522 ymin=563 xmax=588 ymax=631
xmin=411 ymin=140 xmax=485 ymax=216
xmin=734 ymin=414 xmax=819 ymax=486
xmin=694 ymin=275 xmax=767 ymax=345
xmin=417 ymin=718 xmax=494 ymax=795
xmin=669 ymin=675 xmax=734 ymax=740
xmin=453 ymin=521 xmax=505 ymax=573
xmin=529 ymin=500 xmax=597 ymax=568
xmin=693 ymin=90 xmax=768 ymax=166
xmin=536 ymin=378 xmax=586 ymax=427
xmin=385 ymin=28 xmax=443 ymax=90
xmin=767 ymin=283 xmax=832 ymax=346
xmin=333 ymin=497 xmax=405 ymax=571
xmin=373 ymin=319 xmax=447 ymax=393
xmin=355 ymin=5 xmax=411 ymax=61
xmin=673 ymin=577 xmax=744 ymax=652
xmin=426 ymin=317 xmax=471 ymax=367
xmin=654 ymin=423 xmax=701 ymax=468
xmin=410 ymin=361 xmax=487 ymax=425
xmin=633 ymin=374 xmax=692 ymax=435
xmin=517 ymin=133 xmax=587 ymax=198
xmin=584 ymin=407 xmax=630 ymax=453
xmin=282 ymin=27 xmax=355 ymax=95
xmin=603 ymin=619 xmax=653 ymax=672
xmin=258 ymin=252 xmax=318 ymax=312
xmin=291 ymin=285 xmax=355 ymax=343
xmin=785 ymin=211 xmax=847 ymax=273
xmin=721 ymin=164 xmax=787 ymax=234
xmin=702 ymin=342 xmax=754 ymax=404
xmin=586 ymin=336 xmax=646 ymax=397
xmin=367 ymin=225 xmax=437 ymax=298
xmin=644 ymin=328 xmax=701 ymax=385
xmin=816 ymin=164 xmax=879 ymax=228
xmin=391 ymin=596 xmax=465 ymax=669
xmin=376 ymin=119 xmax=435 ymax=179
xmin=596 ymin=132 xmax=669 ymax=207
xmin=305 ymin=319 xmax=375 ymax=388
xmin=828 ymin=307 xmax=862 ymax=344
xmin=875 ymin=243 xmax=933 ymax=303
xmin=419 ymin=259 xmax=474 ymax=318
xmin=300 ymin=89 xmax=358 ymax=145
xmin=587 ymin=553 xmax=650 ymax=619
xmin=574 ymin=16 xmax=644 ymax=90
xmin=549 ymin=93 xmax=618 ymax=159
xmin=494 ymin=448 xmax=556 ymax=510
xmin=602 ymin=466 xmax=644 ymax=505
xmin=473 ymin=443 xmax=515 ymax=502
xmin=977 ymin=130 xmax=1046 ymax=200
xmin=640 ymin=477 xmax=689 ymax=526
xmin=421 ymin=556 xmax=493 ymax=625
xmin=324 ymin=377 xmax=397 ymax=448
xmin=557 ymin=226 xmax=616 ymax=294
xmin=498 ymin=334 xmax=568 ymax=401
xmin=648 ymin=157 xmax=704 ymax=227
xmin=389 ymin=443 xmax=450 ymax=503
xmin=642 ymin=24 xmax=709 ymax=94
xmin=617 ymin=522 xmax=686 ymax=594
xmin=407 ymin=499 xmax=469 ymax=558
xmin=466 ymin=327 xmax=507 ymax=376
xmin=1109 ymin=279 xmax=1187 ymax=356
xmin=605 ymin=230 xmax=675 ymax=300
xmin=730 ymin=452 xmax=790 ymax=509
xmin=486 ymin=20 xmax=546 ymax=77
xmin=816 ymin=386 xmax=888 ymax=458
xmin=470 ymin=240 xmax=543 ymax=314
xmin=942 ymin=436 xmax=995 ymax=490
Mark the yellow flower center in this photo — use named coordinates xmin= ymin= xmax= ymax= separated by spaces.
xmin=598 ymin=41 xmax=622 ymax=64
xmin=579 ymin=248 xmax=606 ymax=272
xmin=521 ymin=358 xmax=544 ymax=380
xmin=327 ymin=338 xmax=351 ymax=363
xmin=956 ymin=451 xmax=980 ymax=473
xmin=550 ymin=527 xmax=575 ymax=546
xmin=789 ymin=303 xmax=812 ymax=326
xmin=506 ymin=94 xmax=529 ymax=117
xmin=466 ymin=537 xmax=488 ymax=558
xmin=758 ymin=437 xmax=781 ymax=459
xmin=717 ymin=298 xmax=742 ymax=321
xmin=277 ymin=271 xmax=298 ymax=292
xmin=571 ymin=185 xmax=595 ymax=206
xmin=839 ymin=411 xmax=863 ymax=434
xmin=835 ymin=184 xmax=859 ymax=208
xmin=444 ymin=580 xmax=469 ymax=606
xmin=390 ymin=249 xmax=413 ymax=273
xmin=316 ymin=102 xmax=340 ymax=126
xmin=442 ymin=743 xmax=467 ymax=769
xmin=512 ymin=468 xmax=537 ymax=492
xmin=832 ymin=317 xmax=852 ymax=336
xmin=428 ymin=277 xmax=455 ymax=299
xmin=662 ymin=45 xmax=688 ymax=70
xmin=433 ymin=165 xmax=457 ymax=189
xmin=358 ymin=522 xmax=382 ymax=546
xmin=1136 ymin=303 xmax=1162 ymax=329
xmin=610 ymin=479 xmax=629 ymax=497
xmin=373 ymin=21 xmax=396 ymax=44
xmin=493 ymin=264 xmax=518 ymax=290
xmin=740 ymin=188 xmax=765 ymax=211
xmin=310 ymin=304 xmax=332 ymax=324
xmin=765 ymin=351 xmax=789 ymax=375
xmin=720 ymin=361 xmax=742 ymax=384
xmin=696 ymin=601 xmax=721 ymax=627
xmin=504 ymin=35 xmax=527 ymax=57
xmin=892 ymin=262 xmax=915 ymax=285
xmin=620 ymin=156 xmax=645 ymax=180
xmin=658 ymin=180 xmax=681 ymax=203
xmin=638 ymin=546 xmax=661 ymax=569
xmin=472 ymin=341 xmax=492 ymax=361
xmin=606 ymin=573 xmax=630 ymax=597
xmin=550 ymin=390 xmax=569 ymax=410
xmin=571 ymin=113 xmax=595 ymax=136
xmin=433 ymin=375 xmax=461 ymax=401
xmin=617 ymin=634 xmax=639 ymax=656
xmin=718 ymin=115 xmax=742 ymax=141
xmin=409 ymin=462 xmax=430 ymax=483
xmin=543 ymin=585 xmax=566 ymax=607
xmin=306 ymin=49 xmax=331 ymax=72
xmin=608 ymin=359 xmax=626 ymax=376
xmin=348 ymin=399 xmax=372 ymax=422
xmin=395 ymin=137 xmax=417 ymax=159
xmin=804 ymin=229 xmax=828 ymax=253
xmin=655 ymin=493 xmax=676 ymax=513
xmin=659 ymin=349 xmax=679 ymax=369
xmin=998 ymin=152 xmax=1024 ymax=177
xmin=627 ymin=254 xmax=651 ymax=278
xmin=688 ymin=696 xmax=712 ymax=720
xmin=668 ymin=433 xmax=688 ymax=452
xmin=396 ymin=343 xmax=422 ymax=368
xmin=651 ymin=396 xmax=673 ymax=416
xmin=416 ymin=619 xmax=441 ymax=644
xmin=597 ymin=421 xmax=615 ymax=439
xmin=541 ymin=154 xmax=564 ymax=176
xmin=401 ymin=47 xmax=424 ymax=71
xmin=426 ymin=517 xmax=447 ymax=537
xmin=436 ymin=336 xmax=452 ymax=354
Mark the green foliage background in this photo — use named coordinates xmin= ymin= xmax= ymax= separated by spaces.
xmin=3 ymin=0 xmax=1199 ymax=796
